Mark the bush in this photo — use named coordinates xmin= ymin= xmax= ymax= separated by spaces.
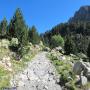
xmin=18 ymin=45 xmax=30 ymax=57
xmin=51 ymin=35 xmax=64 ymax=48
xmin=10 ymin=38 xmax=18 ymax=47
xmin=9 ymin=38 xmax=19 ymax=52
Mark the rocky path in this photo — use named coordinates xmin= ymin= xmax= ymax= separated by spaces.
xmin=10 ymin=52 xmax=62 ymax=90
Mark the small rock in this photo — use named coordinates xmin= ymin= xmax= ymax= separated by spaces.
xmin=18 ymin=81 xmax=25 ymax=86
xmin=55 ymin=46 xmax=63 ymax=52
xmin=44 ymin=47 xmax=50 ymax=51
xmin=81 ymin=76 xmax=88 ymax=86
xmin=6 ymin=62 xmax=12 ymax=67
xmin=44 ymin=85 xmax=48 ymax=90
xmin=76 ymin=75 xmax=80 ymax=81
xmin=58 ymin=55 xmax=66 ymax=60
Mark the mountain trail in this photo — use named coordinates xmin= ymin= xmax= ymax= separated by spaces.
xmin=10 ymin=52 xmax=62 ymax=90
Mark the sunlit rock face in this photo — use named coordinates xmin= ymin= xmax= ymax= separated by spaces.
xmin=69 ymin=6 xmax=90 ymax=23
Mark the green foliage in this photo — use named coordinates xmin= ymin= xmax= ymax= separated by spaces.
xmin=87 ymin=42 xmax=90 ymax=60
xmin=11 ymin=45 xmax=36 ymax=72
xmin=64 ymin=36 xmax=76 ymax=55
xmin=0 ymin=18 xmax=8 ymax=38
xmin=74 ymin=34 xmax=89 ymax=54
xmin=8 ymin=8 xmax=28 ymax=46
xmin=0 ymin=66 xmax=10 ymax=89
xmin=43 ymin=22 xmax=90 ymax=55
xmin=10 ymin=38 xmax=18 ymax=47
xmin=19 ymin=45 xmax=30 ymax=57
xmin=51 ymin=35 xmax=64 ymax=48
xmin=48 ymin=52 xmax=76 ymax=89
xmin=28 ymin=26 xmax=40 ymax=44
xmin=9 ymin=38 xmax=19 ymax=52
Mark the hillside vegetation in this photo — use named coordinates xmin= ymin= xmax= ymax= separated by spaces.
xmin=0 ymin=6 xmax=90 ymax=90
xmin=0 ymin=8 xmax=43 ymax=89
xmin=42 ymin=6 xmax=90 ymax=56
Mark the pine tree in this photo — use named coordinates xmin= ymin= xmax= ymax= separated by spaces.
xmin=8 ymin=19 xmax=15 ymax=38
xmin=8 ymin=8 xmax=28 ymax=46
xmin=0 ymin=18 xmax=7 ymax=38
xmin=28 ymin=26 xmax=40 ymax=44
xmin=87 ymin=42 xmax=90 ymax=60
xmin=64 ymin=36 xmax=76 ymax=55
xmin=21 ymin=26 xmax=29 ymax=46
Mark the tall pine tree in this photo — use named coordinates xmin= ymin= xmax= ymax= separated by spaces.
xmin=0 ymin=18 xmax=7 ymax=38
xmin=8 ymin=8 xmax=28 ymax=46
xmin=87 ymin=42 xmax=90 ymax=61
xmin=28 ymin=26 xmax=40 ymax=44
xmin=64 ymin=36 xmax=76 ymax=55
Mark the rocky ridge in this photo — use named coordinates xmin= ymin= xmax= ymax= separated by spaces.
xmin=69 ymin=6 xmax=90 ymax=23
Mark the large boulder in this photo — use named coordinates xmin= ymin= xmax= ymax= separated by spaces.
xmin=73 ymin=61 xmax=90 ymax=80
xmin=82 ymin=62 xmax=90 ymax=80
xmin=73 ymin=61 xmax=84 ymax=75
xmin=75 ymin=75 xmax=88 ymax=86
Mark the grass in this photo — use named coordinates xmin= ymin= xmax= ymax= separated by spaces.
xmin=0 ymin=48 xmax=11 ymax=89
xmin=48 ymin=52 xmax=90 ymax=90
xmin=47 ymin=52 xmax=80 ymax=90
xmin=75 ymin=82 xmax=90 ymax=90
xmin=0 ymin=66 xmax=11 ymax=89
xmin=0 ymin=48 xmax=11 ymax=59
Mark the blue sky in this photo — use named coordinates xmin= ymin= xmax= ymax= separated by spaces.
xmin=0 ymin=0 xmax=90 ymax=33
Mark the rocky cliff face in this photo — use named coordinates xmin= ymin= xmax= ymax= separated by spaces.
xmin=69 ymin=6 xmax=90 ymax=23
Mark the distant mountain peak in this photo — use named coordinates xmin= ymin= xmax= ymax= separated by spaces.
xmin=81 ymin=6 xmax=90 ymax=10
xmin=69 ymin=5 xmax=90 ymax=23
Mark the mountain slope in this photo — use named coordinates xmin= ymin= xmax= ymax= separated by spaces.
xmin=42 ymin=5 xmax=90 ymax=54
xmin=69 ymin=6 xmax=90 ymax=23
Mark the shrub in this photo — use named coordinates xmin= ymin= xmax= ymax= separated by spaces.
xmin=9 ymin=38 xmax=19 ymax=52
xmin=18 ymin=45 xmax=30 ymax=57
xmin=51 ymin=35 xmax=64 ymax=48
xmin=10 ymin=38 xmax=18 ymax=47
